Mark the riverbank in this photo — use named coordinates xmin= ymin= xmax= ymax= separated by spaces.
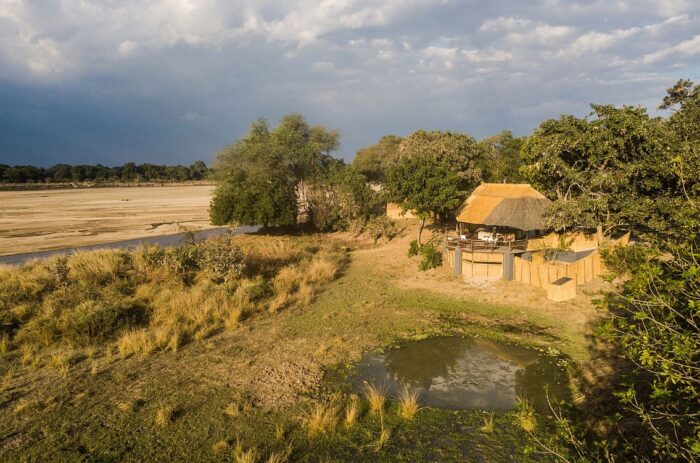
xmin=0 ymin=185 xmax=215 ymax=255
xmin=0 ymin=223 xmax=607 ymax=461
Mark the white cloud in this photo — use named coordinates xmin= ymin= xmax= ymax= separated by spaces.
xmin=480 ymin=16 xmax=532 ymax=32
xmin=642 ymin=34 xmax=700 ymax=64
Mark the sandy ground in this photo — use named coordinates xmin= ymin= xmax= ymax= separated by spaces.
xmin=0 ymin=185 xmax=215 ymax=255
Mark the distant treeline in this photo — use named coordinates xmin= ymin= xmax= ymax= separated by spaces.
xmin=0 ymin=161 xmax=210 ymax=184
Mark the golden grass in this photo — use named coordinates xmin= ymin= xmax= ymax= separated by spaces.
xmin=155 ymin=404 xmax=175 ymax=427
xmin=305 ymin=401 xmax=340 ymax=436
xmin=211 ymin=440 xmax=231 ymax=454
xmin=0 ymin=233 xmax=343 ymax=373
xmin=1 ymin=368 xmax=14 ymax=392
xmin=266 ymin=446 xmax=292 ymax=463
xmin=344 ymin=394 xmax=360 ymax=428
xmin=397 ymin=384 xmax=421 ymax=421
xmin=67 ymin=250 xmax=125 ymax=284
xmin=480 ymin=413 xmax=495 ymax=434
xmin=233 ymin=440 xmax=258 ymax=463
xmin=362 ymin=383 xmax=387 ymax=415
xmin=306 ymin=257 xmax=337 ymax=284
xmin=373 ymin=428 xmax=391 ymax=452
xmin=0 ymin=333 xmax=10 ymax=355
xmin=515 ymin=400 xmax=537 ymax=433
xmin=224 ymin=402 xmax=241 ymax=417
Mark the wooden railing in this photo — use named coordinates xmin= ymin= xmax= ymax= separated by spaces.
xmin=446 ymin=238 xmax=528 ymax=252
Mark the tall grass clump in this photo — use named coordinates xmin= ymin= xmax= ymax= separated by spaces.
xmin=344 ymin=394 xmax=360 ymax=428
xmin=305 ymin=400 xmax=340 ymax=436
xmin=397 ymin=384 xmax=421 ymax=420
xmin=515 ymin=399 xmax=537 ymax=433
xmin=362 ymin=383 xmax=387 ymax=415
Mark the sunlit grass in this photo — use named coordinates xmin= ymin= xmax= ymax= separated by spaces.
xmin=362 ymin=382 xmax=387 ymax=414
xmin=155 ymin=404 xmax=175 ymax=427
xmin=305 ymin=400 xmax=340 ymax=436
xmin=397 ymin=384 xmax=421 ymax=420
xmin=344 ymin=394 xmax=360 ymax=428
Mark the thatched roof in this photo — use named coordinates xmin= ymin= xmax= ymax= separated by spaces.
xmin=456 ymin=183 xmax=551 ymax=231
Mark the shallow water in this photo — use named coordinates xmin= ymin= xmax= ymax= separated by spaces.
xmin=0 ymin=225 xmax=260 ymax=265
xmin=351 ymin=336 xmax=569 ymax=412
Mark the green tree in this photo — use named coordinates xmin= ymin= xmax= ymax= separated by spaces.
xmin=306 ymin=164 xmax=378 ymax=232
xmin=385 ymin=130 xmax=481 ymax=243
xmin=352 ymin=135 xmax=403 ymax=182
xmin=520 ymin=104 xmax=690 ymax=239
xmin=476 ymin=130 xmax=524 ymax=183
xmin=210 ymin=114 xmax=340 ymax=228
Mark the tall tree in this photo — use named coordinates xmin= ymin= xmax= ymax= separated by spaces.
xmin=476 ymin=130 xmax=524 ymax=183
xmin=519 ymin=104 xmax=690 ymax=239
xmin=210 ymin=114 xmax=340 ymax=228
xmin=352 ymin=135 xmax=403 ymax=182
xmin=385 ymin=130 xmax=481 ymax=243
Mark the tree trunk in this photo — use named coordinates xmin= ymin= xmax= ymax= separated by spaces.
xmin=418 ymin=216 xmax=426 ymax=245
xmin=596 ymin=224 xmax=604 ymax=243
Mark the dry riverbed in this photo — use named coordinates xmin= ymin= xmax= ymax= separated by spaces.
xmin=0 ymin=185 xmax=215 ymax=255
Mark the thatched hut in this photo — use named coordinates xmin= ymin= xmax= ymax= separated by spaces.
xmin=455 ymin=183 xmax=551 ymax=240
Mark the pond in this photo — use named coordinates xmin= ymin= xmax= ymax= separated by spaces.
xmin=350 ymin=336 xmax=570 ymax=412
xmin=0 ymin=225 xmax=260 ymax=265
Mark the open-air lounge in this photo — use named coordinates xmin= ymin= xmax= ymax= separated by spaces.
xmin=445 ymin=183 xmax=552 ymax=279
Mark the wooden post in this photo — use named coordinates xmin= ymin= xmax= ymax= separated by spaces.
xmin=454 ymin=247 xmax=462 ymax=275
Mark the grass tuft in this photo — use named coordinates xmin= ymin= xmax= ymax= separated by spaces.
xmin=480 ymin=413 xmax=495 ymax=433
xmin=373 ymin=428 xmax=391 ymax=452
xmin=362 ymin=382 xmax=387 ymax=414
xmin=305 ymin=400 xmax=339 ymax=436
xmin=397 ymin=384 xmax=421 ymax=420
xmin=155 ymin=404 xmax=175 ymax=427
xmin=344 ymin=394 xmax=360 ymax=428
xmin=233 ymin=440 xmax=258 ymax=463
xmin=515 ymin=400 xmax=537 ymax=433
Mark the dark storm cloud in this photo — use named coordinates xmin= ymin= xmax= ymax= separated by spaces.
xmin=1 ymin=0 xmax=699 ymax=166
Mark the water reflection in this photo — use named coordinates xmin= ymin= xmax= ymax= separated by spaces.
xmin=351 ymin=336 xmax=569 ymax=412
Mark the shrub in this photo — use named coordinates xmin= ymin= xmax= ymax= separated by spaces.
xmin=198 ymin=240 xmax=245 ymax=283
xmin=61 ymin=300 xmax=143 ymax=346
xmin=364 ymin=216 xmax=399 ymax=243
xmin=408 ymin=240 xmax=443 ymax=271
xmin=418 ymin=243 xmax=442 ymax=271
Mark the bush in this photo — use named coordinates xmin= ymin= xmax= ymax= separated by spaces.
xmin=198 ymin=240 xmax=245 ymax=283
xmin=408 ymin=240 xmax=443 ymax=271
xmin=418 ymin=243 xmax=442 ymax=271
xmin=365 ymin=216 xmax=400 ymax=243
xmin=61 ymin=300 xmax=143 ymax=346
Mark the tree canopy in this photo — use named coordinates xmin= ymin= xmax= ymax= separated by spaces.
xmin=351 ymin=135 xmax=403 ymax=182
xmin=210 ymin=114 xmax=341 ymax=228
xmin=520 ymin=102 xmax=695 ymax=237
xmin=476 ymin=130 xmax=524 ymax=183
xmin=384 ymin=130 xmax=482 ymax=241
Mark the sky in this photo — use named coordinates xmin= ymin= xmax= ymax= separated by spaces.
xmin=1 ymin=0 xmax=699 ymax=167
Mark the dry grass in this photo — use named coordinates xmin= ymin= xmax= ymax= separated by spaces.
xmin=0 ymin=333 xmax=10 ymax=355
xmin=155 ymin=404 xmax=175 ymax=427
xmin=362 ymin=383 xmax=387 ymax=415
xmin=1 ymin=367 xmax=14 ymax=392
xmin=373 ymin=428 xmax=391 ymax=452
xmin=397 ymin=385 xmax=421 ymax=421
xmin=212 ymin=440 xmax=231 ymax=454
xmin=344 ymin=394 xmax=360 ymax=428
xmin=224 ymin=402 xmax=241 ymax=417
xmin=480 ymin=413 xmax=495 ymax=434
xmin=515 ymin=400 xmax=537 ymax=433
xmin=305 ymin=401 xmax=340 ymax=436
xmin=233 ymin=440 xmax=258 ymax=463
xmin=266 ymin=446 xmax=292 ymax=463
xmin=0 ymin=234 xmax=344 ymax=378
